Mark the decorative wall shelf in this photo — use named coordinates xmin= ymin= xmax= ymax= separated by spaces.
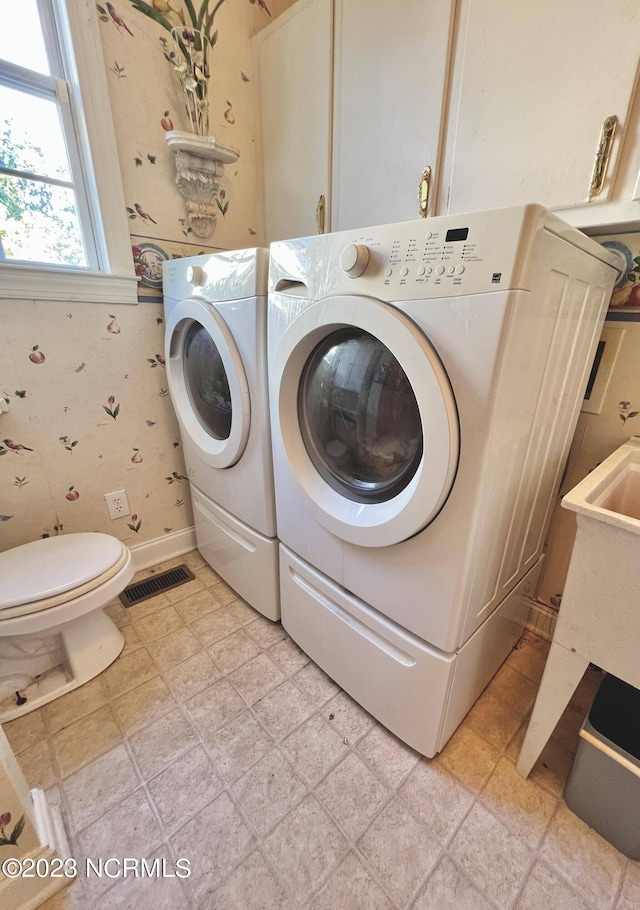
xmin=165 ymin=131 xmax=240 ymax=238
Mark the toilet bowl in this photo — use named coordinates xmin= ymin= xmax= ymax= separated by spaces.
xmin=0 ymin=533 xmax=134 ymax=722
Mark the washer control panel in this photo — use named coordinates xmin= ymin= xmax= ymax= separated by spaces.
xmin=270 ymin=205 xmax=621 ymax=301
xmin=321 ymin=207 xmax=550 ymax=299
xmin=385 ymin=224 xmax=479 ymax=283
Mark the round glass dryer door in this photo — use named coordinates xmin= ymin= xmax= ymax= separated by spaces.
xmin=183 ymin=321 xmax=232 ymax=440
xmin=299 ymin=328 xmax=423 ymax=503
xmin=166 ymin=299 xmax=250 ymax=468
xmin=273 ymin=295 xmax=459 ymax=547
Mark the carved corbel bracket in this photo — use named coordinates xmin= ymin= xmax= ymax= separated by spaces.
xmin=164 ymin=131 xmax=240 ymax=238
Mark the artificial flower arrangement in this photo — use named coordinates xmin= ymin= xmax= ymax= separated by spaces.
xmin=129 ymin=1 xmax=227 ymax=135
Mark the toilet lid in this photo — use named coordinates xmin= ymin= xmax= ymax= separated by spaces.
xmin=0 ymin=533 xmax=126 ymax=609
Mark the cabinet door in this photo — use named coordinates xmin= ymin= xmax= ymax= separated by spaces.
xmin=444 ymin=0 xmax=640 ymax=215
xmin=332 ymin=0 xmax=455 ymax=231
xmin=254 ymin=0 xmax=333 ymax=243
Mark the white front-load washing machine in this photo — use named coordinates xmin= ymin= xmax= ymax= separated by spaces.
xmin=163 ymin=248 xmax=279 ymax=620
xmin=268 ymin=205 xmax=621 ymax=756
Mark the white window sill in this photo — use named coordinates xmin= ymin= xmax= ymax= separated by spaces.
xmin=0 ymin=263 xmax=139 ymax=305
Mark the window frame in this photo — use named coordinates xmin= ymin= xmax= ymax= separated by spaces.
xmin=0 ymin=0 xmax=138 ymax=304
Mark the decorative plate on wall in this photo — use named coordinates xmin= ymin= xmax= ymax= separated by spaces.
xmin=137 ymin=243 xmax=169 ymax=289
xmin=601 ymin=240 xmax=634 ymax=289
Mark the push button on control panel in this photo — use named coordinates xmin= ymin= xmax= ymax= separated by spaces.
xmin=436 ymin=265 xmax=445 ymax=275
xmin=400 ymin=267 xmax=409 ymax=277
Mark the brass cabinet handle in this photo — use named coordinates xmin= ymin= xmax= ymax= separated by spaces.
xmin=418 ymin=167 xmax=431 ymax=217
xmin=315 ymin=194 xmax=325 ymax=234
xmin=589 ymin=115 xmax=618 ymax=199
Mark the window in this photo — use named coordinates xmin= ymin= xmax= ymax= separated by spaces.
xmin=0 ymin=0 xmax=92 ymax=268
xmin=0 ymin=0 xmax=137 ymax=303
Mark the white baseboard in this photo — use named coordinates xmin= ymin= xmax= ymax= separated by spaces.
xmin=129 ymin=527 xmax=197 ymax=571
xmin=525 ymin=598 xmax=558 ymax=641
xmin=31 ymin=788 xmax=69 ymax=859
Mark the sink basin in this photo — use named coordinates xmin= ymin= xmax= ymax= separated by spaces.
xmin=592 ymin=463 xmax=640 ymax=521
xmin=562 ymin=436 xmax=640 ymax=531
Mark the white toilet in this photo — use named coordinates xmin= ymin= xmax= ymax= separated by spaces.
xmin=0 ymin=533 xmax=134 ymax=722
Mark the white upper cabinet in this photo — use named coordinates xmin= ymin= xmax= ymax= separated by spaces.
xmin=254 ymin=0 xmax=640 ymax=240
xmin=254 ymin=0 xmax=455 ymax=241
xmin=332 ymin=0 xmax=456 ymax=231
xmin=253 ymin=0 xmax=333 ymax=244
xmin=442 ymin=0 xmax=640 ymax=218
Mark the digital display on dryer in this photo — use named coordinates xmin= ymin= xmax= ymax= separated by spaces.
xmin=445 ymin=227 xmax=469 ymax=242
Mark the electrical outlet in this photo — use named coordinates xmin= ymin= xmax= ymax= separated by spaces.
xmin=104 ymin=489 xmax=130 ymax=520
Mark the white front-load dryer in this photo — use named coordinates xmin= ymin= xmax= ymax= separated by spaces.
xmin=163 ymin=248 xmax=279 ymax=620
xmin=268 ymin=205 xmax=621 ymax=755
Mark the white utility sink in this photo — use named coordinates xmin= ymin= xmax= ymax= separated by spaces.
xmin=517 ymin=436 xmax=640 ymax=778
xmin=565 ymin=435 xmax=640 ymax=527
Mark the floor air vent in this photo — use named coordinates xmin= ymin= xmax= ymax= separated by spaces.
xmin=119 ymin=564 xmax=195 ymax=607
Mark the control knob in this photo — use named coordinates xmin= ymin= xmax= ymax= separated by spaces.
xmin=340 ymin=243 xmax=370 ymax=278
xmin=186 ymin=265 xmax=205 ymax=287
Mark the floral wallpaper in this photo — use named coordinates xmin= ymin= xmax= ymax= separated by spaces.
xmin=0 ymin=762 xmax=39 ymax=877
xmin=0 ymin=299 xmax=192 ymax=548
xmin=96 ymin=0 xmax=281 ymax=285
xmin=0 ymin=2 xmax=295 ymax=555
xmin=537 ymin=231 xmax=640 ymax=609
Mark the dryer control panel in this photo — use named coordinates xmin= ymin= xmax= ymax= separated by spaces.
xmin=163 ymin=248 xmax=269 ymax=303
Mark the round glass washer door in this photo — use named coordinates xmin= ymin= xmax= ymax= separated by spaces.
xmin=166 ymin=299 xmax=250 ymax=468
xmin=299 ymin=327 xmax=423 ymax=504
xmin=272 ymin=295 xmax=459 ymax=547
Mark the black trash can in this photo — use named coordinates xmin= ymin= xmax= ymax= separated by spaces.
xmin=565 ymin=673 xmax=640 ymax=859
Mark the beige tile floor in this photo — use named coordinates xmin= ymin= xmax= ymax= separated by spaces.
xmin=4 ymin=549 xmax=639 ymax=909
